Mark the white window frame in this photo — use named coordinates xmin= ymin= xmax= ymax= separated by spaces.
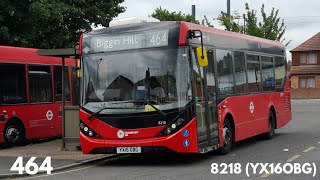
xmin=300 ymin=53 xmax=317 ymax=64
xmin=299 ymin=76 xmax=316 ymax=88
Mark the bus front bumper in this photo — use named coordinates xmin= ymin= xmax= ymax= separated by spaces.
xmin=80 ymin=119 xmax=198 ymax=154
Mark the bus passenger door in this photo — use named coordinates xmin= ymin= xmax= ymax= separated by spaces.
xmin=192 ymin=48 xmax=219 ymax=151
xmin=206 ymin=49 xmax=219 ymax=147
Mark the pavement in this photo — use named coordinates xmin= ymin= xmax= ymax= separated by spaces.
xmin=0 ymin=139 xmax=113 ymax=179
xmin=291 ymin=99 xmax=320 ymax=104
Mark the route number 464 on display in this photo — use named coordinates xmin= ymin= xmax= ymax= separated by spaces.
xmin=10 ymin=157 xmax=53 ymax=175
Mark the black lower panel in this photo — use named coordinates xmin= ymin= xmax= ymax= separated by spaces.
xmin=81 ymin=102 xmax=194 ymax=129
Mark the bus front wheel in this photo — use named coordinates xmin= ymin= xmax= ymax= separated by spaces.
xmin=219 ymin=118 xmax=233 ymax=155
xmin=4 ymin=123 xmax=25 ymax=147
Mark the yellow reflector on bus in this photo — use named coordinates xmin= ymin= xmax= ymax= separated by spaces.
xmin=144 ymin=105 xmax=160 ymax=112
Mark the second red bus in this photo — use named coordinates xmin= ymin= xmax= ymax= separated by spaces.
xmin=0 ymin=46 xmax=78 ymax=147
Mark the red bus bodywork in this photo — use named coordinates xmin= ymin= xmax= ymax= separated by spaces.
xmin=79 ymin=22 xmax=292 ymax=154
xmin=0 ymin=46 xmax=75 ymax=144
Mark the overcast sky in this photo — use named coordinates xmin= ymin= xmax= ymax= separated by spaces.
xmin=116 ymin=0 xmax=320 ymax=60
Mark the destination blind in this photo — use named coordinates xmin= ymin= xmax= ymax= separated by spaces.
xmin=90 ymin=30 xmax=169 ymax=52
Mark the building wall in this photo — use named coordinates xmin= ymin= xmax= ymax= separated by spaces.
xmin=291 ymin=75 xmax=320 ymax=99
xmin=291 ymin=76 xmax=299 ymax=89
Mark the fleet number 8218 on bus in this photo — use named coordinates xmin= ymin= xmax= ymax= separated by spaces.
xmin=78 ymin=21 xmax=291 ymax=154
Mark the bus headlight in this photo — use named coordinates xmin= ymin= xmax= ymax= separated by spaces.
xmin=156 ymin=118 xmax=186 ymax=137
xmin=79 ymin=122 xmax=85 ymax=129
xmin=79 ymin=120 xmax=102 ymax=138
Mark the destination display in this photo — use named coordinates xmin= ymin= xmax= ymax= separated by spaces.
xmin=91 ymin=30 xmax=169 ymax=52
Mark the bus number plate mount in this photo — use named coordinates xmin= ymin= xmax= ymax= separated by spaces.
xmin=116 ymin=147 xmax=141 ymax=153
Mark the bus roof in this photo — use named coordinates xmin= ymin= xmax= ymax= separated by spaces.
xmin=179 ymin=22 xmax=284 ymax=48
xmin=109 ymin=17 xmax=160 ymax=27
xmin=0 ymin=45 xmax=75 ymax=65
xmin=83 ymin=21 xmax=285 ymax=56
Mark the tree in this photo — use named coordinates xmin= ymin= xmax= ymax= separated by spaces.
xmin=151 ymin=7 xmax=198 ymax=23
xmin=217 ymin=11 xmax=243 ymax=33
xmin=0 ymin=0 xmax=125 ymax=49
xmin=201 ymin=15 xmax=214 ymax=28
xmin=218 ymin=3 xmax=286 ymax=41
xmin=151 ymin=7 xmax=215 ymax=27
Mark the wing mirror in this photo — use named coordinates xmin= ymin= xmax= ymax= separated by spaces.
xmin=189 ymin=30 xmax=208 ymax=67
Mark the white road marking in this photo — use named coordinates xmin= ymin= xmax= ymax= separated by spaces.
xmin=14 ymin=164 xmax=98 ymax=180
xmin=303 ymin=147 xmax=315 ymax=153
xmin=292 ymin=101 xmax=320 ymax=104
xmin=13 ymin=155 xmax=129 ymax=179
xmin=261 ymin=173 xmax=271 ymax=178
xmin=286 ymin=155 xmax=301 ymax=162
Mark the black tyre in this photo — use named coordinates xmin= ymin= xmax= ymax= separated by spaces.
xmin=264 ymin=111 xmax=275 ymax=140
xmin=4 ymin=123 xmax=25 ymax=147
xmin=219 ymin=118 xmax=233 ymax=155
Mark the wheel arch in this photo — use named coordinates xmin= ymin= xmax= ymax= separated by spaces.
xmin=269 ymin=105 xmax=277 ymax=129
xmin=224 ymin=113 xmax=235 ymax=142
xmin=4 ymin=117 xmax=26 ymax=137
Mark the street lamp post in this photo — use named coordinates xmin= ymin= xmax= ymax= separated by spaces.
xmin=192 ymin=5 xmax=196 ymax=23
xmin=243 ymin=16 xmax=246 ymax=34
xmin=227 ymin=0 xmax=231 ymax=17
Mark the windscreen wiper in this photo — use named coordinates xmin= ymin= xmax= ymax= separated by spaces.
xmin=87 ymin=106 xmax=139 ymax=120
xmin=111 ymin=100 xmax=166 ymax=117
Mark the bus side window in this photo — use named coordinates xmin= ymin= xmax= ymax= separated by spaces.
xmin=0 ymin=63 xmax=27 ymax=104
xmin=216 ymin=49 xmax=235 ymax=95
xmin=29 ymin=65 xmax=53 ymax=103
xmin=54 ymin=66 xmax=70 ymax=102
xmin=261 ymin=56 xmax=275 ymax=91
xmin=275 ymin=56 xmax=286 ymax=91
xmin=234 ymin=51 xmax=247 ymax=94
xmin=247 ymin=54 xmax=262 ymax=93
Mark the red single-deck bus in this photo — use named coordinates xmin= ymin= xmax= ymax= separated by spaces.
xmin=79 ymin=21 xmax=291 ymax=154
xmin=0 ymin=46 xmax=78 ymax=147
